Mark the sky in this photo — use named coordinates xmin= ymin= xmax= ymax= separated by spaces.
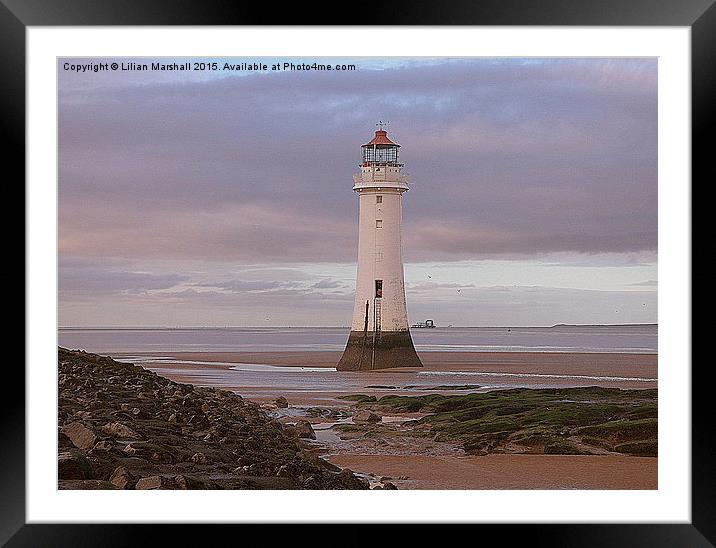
xmin=58 ymin=57 xmax=657 ymax=327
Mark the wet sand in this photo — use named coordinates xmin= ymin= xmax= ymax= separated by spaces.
xmin=123 ymin=351 xmax=658 ymax=405
xmin=326 ymin=454 xmax=658 ymax=490
xmin=129 ymin=350 xmax=657 ymax=377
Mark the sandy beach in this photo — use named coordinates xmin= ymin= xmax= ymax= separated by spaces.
xmin=104 ymin=349 xmax=660 ymax=490
xmin=326 ymin=453 xmax=658 ymax=490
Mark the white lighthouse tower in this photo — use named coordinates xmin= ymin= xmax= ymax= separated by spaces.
xmin=337 ymin=124 xmax=423 ymax=371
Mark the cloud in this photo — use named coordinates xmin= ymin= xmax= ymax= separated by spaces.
xmin=59 ymin=203 xmax=357 ymax=262
xmin=58 ymin=279 xmax=656 ymax=327
xmin=408 ymin=282 xmax=475 ymax=291
xmin=57 ymin=57 xmax=658 ymax=326
xmin=59 ymin=57 xmax=656 ymax=263
xmin=312 ymin=278 xmax=345 ymax=289
xmin=196 ymin=279 xmax=294 ymax=292
xmin=629 ymin=279 xmax=658 ymax=287
xmin=59 ymin=267 xmax=188 ymax=294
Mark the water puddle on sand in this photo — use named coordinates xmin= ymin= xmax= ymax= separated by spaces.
xmin=417 ymin=370 xmax=657 ymax=383
xmin=118 ymin=356 xmax=336 ymax=373
xmin=270 ymin=405 xmax=428 ymax=460
xmin=312 ymin=422 xmax=345 ymax=445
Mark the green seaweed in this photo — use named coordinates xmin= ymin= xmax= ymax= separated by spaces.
xmin=370 ymin=386 xmax=657 ymax=457
xmin=337 ymin=394 xmax=377 ymax=402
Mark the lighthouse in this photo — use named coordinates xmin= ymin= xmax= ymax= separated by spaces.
xmin=337 ymin=124 xmax=423 ymax=371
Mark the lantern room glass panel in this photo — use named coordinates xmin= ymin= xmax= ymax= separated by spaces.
xmin=362 ymin=145 xmax=399 ymax=165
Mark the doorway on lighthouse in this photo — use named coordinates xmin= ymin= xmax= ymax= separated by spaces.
xmin=374 ymin=279 xmax=383 ymax=344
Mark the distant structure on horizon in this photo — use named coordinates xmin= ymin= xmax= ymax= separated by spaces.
xmin=411 ymin=319 xmax=435 ymax=328
xmin=337 ymin=124 xmax=423 ymax=371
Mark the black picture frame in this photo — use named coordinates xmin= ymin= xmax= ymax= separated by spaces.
xmin=8 ymin=0 xmax=706 ymax=543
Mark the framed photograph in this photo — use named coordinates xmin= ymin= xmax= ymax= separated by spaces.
xmin=12 ymin=0 xmax=706 ymax=543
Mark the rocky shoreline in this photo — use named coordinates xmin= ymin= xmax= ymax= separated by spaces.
xmin=58 ymin=348 xmax=368 ymax=490
xmin=58 ymin=347 xmax=657 ymax=490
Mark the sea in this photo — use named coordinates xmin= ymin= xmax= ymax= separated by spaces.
xmin=57 ymin=325 xmax=657 ymax=399
xmin=58 ymin=325 xmax=657 ymax=355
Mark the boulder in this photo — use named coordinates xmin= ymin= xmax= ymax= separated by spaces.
xmin=61 ymin=422 xmax=97 ymax=450
xmin=295 ymin=420 xmax=316 ymax=440
xmin=123 ymin=442 xmax=174 ymax=464
xmin=135 ymin=475 xmax=169 ymax=490
xmin=109 ymin=466 xmax=135 ymax=489
xmin=191 ymin=452 xmax=209 ymax=465
xmin=274 ymin=396 xmax=289 ymax=409
xmin=353 ymin=410 xmax=382 ymax=423
xmin=101 ymin=422 xmax=142 ymax=440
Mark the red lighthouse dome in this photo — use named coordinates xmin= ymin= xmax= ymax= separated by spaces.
xmin=363 ymin=129 xmax=399 ymax=147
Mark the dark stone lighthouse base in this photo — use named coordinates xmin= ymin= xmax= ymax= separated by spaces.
xmin=336 ymin=330 xmax=423 ymax=371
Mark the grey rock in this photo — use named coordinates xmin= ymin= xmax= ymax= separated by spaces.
xmin=295 ymin=420 xmax=316 ymax=440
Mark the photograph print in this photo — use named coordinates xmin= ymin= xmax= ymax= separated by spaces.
xmin=58 ymin=56 xmax=658 ymax=491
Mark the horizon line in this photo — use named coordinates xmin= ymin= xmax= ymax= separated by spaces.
xmin=58 ymin=323 xmax=658 ymax=330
